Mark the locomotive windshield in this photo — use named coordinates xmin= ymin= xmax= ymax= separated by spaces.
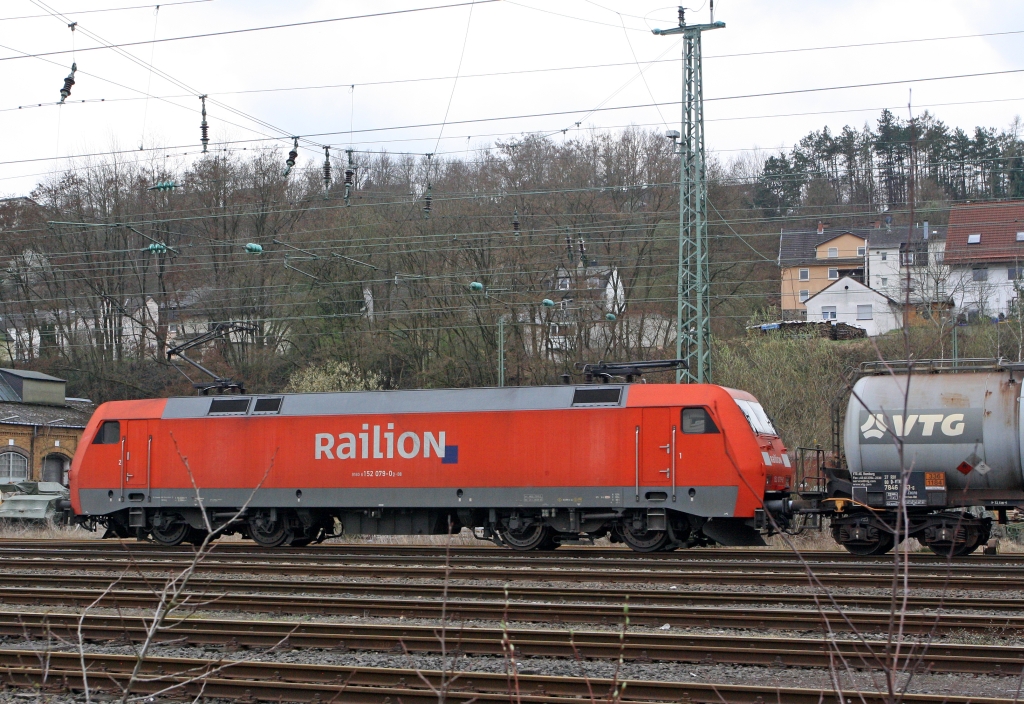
xmin=734 ymin=399 xmax=777 ymax=436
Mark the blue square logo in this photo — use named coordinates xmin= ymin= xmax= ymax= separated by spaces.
xmin=442 ymin=445 xmax=459 ymax=464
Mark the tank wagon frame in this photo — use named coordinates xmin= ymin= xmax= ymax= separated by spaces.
xmin=69 ymin=383 xmax=792 ymax=552
xmin=790 ymin=359 xmax=1024 ymax=556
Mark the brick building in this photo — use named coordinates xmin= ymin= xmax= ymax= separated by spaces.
xmin=0 ymin=369 xmax=93 ymax=485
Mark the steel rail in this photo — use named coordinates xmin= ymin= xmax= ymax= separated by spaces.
xmin=0 ymin=556 xmax=1015 ymax=589
xmin=1 ymin=539 xmax=1021 ymax=563
xmin=0 ymin=585 xmax=1017 ymax=635
xmin=3 ymin=547 xmax=1023 ymax=574
xmin=0 ymin=650 xmax=1013 ymax=704
xmin=4 ymin=611 xmax=1021 ymax=675
xmin=0 ymin=572 xmax=1015 ymax=611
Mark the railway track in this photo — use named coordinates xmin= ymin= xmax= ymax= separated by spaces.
xmin=0 ymin=557 xmax=1014 ymax=589
xmin=3 ymin=539 xmax=1022 ymax=564
xmin=0 ymin=550 xmax=1020 ymax=590
xmin=0 ymin=584 xmax=1017 ymax=635
xmin=0 ymin=570 xmax=1015 ymax=610
xmin=0 ymin=649 xmax=1011 ymax=704
xmin=2 ymin=610 xmax=1020 ymax=675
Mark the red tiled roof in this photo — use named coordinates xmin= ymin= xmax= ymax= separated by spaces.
xmin=945 ymin=200 xmax=1024 ymax=264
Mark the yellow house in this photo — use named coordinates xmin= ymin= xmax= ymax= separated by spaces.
xmin=779 ymin=225 xmax=868 ymax=319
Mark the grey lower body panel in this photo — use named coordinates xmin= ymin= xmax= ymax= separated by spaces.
xmin=80 ymin=484 xmax=740 ymax=519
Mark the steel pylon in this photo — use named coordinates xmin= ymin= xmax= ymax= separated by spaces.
xmin=654 ymin=7 xmax=724 ymax=383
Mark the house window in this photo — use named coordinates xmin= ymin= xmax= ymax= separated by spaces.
xmin=934 ymin=251 xmax=944 ymax=264
xmin=828 ymin=268 xmax=839 ymax=280
xmin=1017 ymin=232 xmax=1024 ymax=242
xmin=827 ymin=247 xmax=838 ymax=258
xmin=857 ymin=246 xmax=866 ymax=256
xmin=901 ymin=252 xmax=915 ymax=266
xmin=973 ymin=267 xmax=988 ymax=282
xmin=857 ymin=305 xmax=873 ymax=320
xmin=821 ymin=306 xmax=837 ymax=320
xmin=881 ymin=252 xmax=887 ymax=261
xmin=799 ymin=289 xmax=809 ymax=302
xmin=0 ymin=452 xmax=28 ymax=481
xmin=880 ymin=277 xmax=888 ymax=286
xmin=798 ymin=268 xmax=809 ymax=281
xmin=1010 ymin=267 xmax=1021 ymax=280
xmin=967 ymin=234 xmax=981 ymax=244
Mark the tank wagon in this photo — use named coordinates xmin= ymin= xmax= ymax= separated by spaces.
xmin=798 ymin=360 xmax=1024 ymax=556
xmin=69 ymin=382 xmax=791 ymax=551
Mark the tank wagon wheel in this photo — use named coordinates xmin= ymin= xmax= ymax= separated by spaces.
xmin=248 ymin=513 xmax=291 ymax=548
xmin=616 ymin=523 xmax=669 ymax=553
xmin=150 ymin=515 xmax=191 ymax=547
xmin=499 ymin=523 xmax=551 ymax=551
xmin=927 ymin=519 xmax=985 ymax=557
xmin=831 ymin=525 xmax=894 ymax=556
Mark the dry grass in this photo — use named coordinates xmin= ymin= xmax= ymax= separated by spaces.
xmin=0 ymin=520 xmax=102 ymax=540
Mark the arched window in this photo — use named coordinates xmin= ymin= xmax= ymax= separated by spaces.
xmin=0 ymin=452 xmax=29 ymax=482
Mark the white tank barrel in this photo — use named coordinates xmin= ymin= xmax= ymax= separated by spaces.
xmin=844 ymin=371 xmax=1024 ymax=502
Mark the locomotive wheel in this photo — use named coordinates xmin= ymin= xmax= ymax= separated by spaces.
xmin=499 ymin=523 xmax=550 ymax=551
xmin=248 ymin=514 xmax=291 ymax=548
xmin=150 ymin=516 xmax=190 ymax=547
xmin=618 ymin=523 xmax=669 ymax=553
xmin=186 ymin=528 xmax=211 ymax=547
xmin=535 ymin=532 xmax=561 ymax=551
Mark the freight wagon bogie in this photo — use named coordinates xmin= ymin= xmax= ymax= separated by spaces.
xmin=830 ymin=509 xmax=993 ymax=557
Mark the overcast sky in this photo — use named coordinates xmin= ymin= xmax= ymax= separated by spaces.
xmin=3 ymin=0 xmax=1024 ymax=197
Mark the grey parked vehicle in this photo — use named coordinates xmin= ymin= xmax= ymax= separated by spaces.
xmin=0 ymin=482 xmax=70 ymax=524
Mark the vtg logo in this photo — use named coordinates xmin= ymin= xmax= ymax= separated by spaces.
xmin=858 ymin=409 xmax=983 ymax=445
xmin=314 ymin=424 xmax=459 ymax=463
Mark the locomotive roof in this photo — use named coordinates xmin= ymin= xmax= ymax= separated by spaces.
xmin=86 ymin=383 xmax=754 ymax=421
xmin=163 ymin=385 xmax=629 ymax=418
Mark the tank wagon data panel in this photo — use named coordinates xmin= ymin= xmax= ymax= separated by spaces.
xmin=69 ymin=382 xmax=789 ymax=551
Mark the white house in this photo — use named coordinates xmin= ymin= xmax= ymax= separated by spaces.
xmin=944 ymin=200 xmax=1024 ymax=319
xmin=867 ymin=222 xmax=949 ymax=305
xmin=804 ymin=277 xmax=900 ymax=337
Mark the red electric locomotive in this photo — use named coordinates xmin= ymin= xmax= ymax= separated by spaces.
xmin=69 ymin=381 xmax=791 ymax=551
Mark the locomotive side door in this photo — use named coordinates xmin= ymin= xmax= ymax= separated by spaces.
xmin=123 ymin=420 xmax=150 ymax=489
xmin=641 ymin=408 xmax=675 ymax=487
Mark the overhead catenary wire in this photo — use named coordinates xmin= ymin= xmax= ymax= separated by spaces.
xmin=0 ymin=1 xmax=502 ymax=62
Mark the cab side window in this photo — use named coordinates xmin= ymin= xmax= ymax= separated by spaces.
xmin=682 ymin=407 xmax=719 ymax=434
xmin=92 ymin=421 xmax=120 ymax=445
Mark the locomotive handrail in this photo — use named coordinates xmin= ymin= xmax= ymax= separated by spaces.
xmin=671 ymin=425 xmax=677 ymax=502
xmin=634 ymin=425 xmax=640 ymax=502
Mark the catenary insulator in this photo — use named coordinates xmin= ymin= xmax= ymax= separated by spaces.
xmin=512 ymin=209 xmax=521 ymax=236
xmin=578 ymin=235 xmax=587 ymax=267
xmin=59 ymin=62 xmax=77 ymax=104
xmin=283 ymin=138 xmax=298 ymax=177
xmin=323 ymin=146 xmax=332 ymax=196
xmin=423 ymin=184 xmax=432 ymax=216
xmin=199 ymin=95 xmax=209 ymax=153
xmin=565 ymin=229 xmax=574 ymax=264
xmin=343 ymin=149 xmax=356 ymax=206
